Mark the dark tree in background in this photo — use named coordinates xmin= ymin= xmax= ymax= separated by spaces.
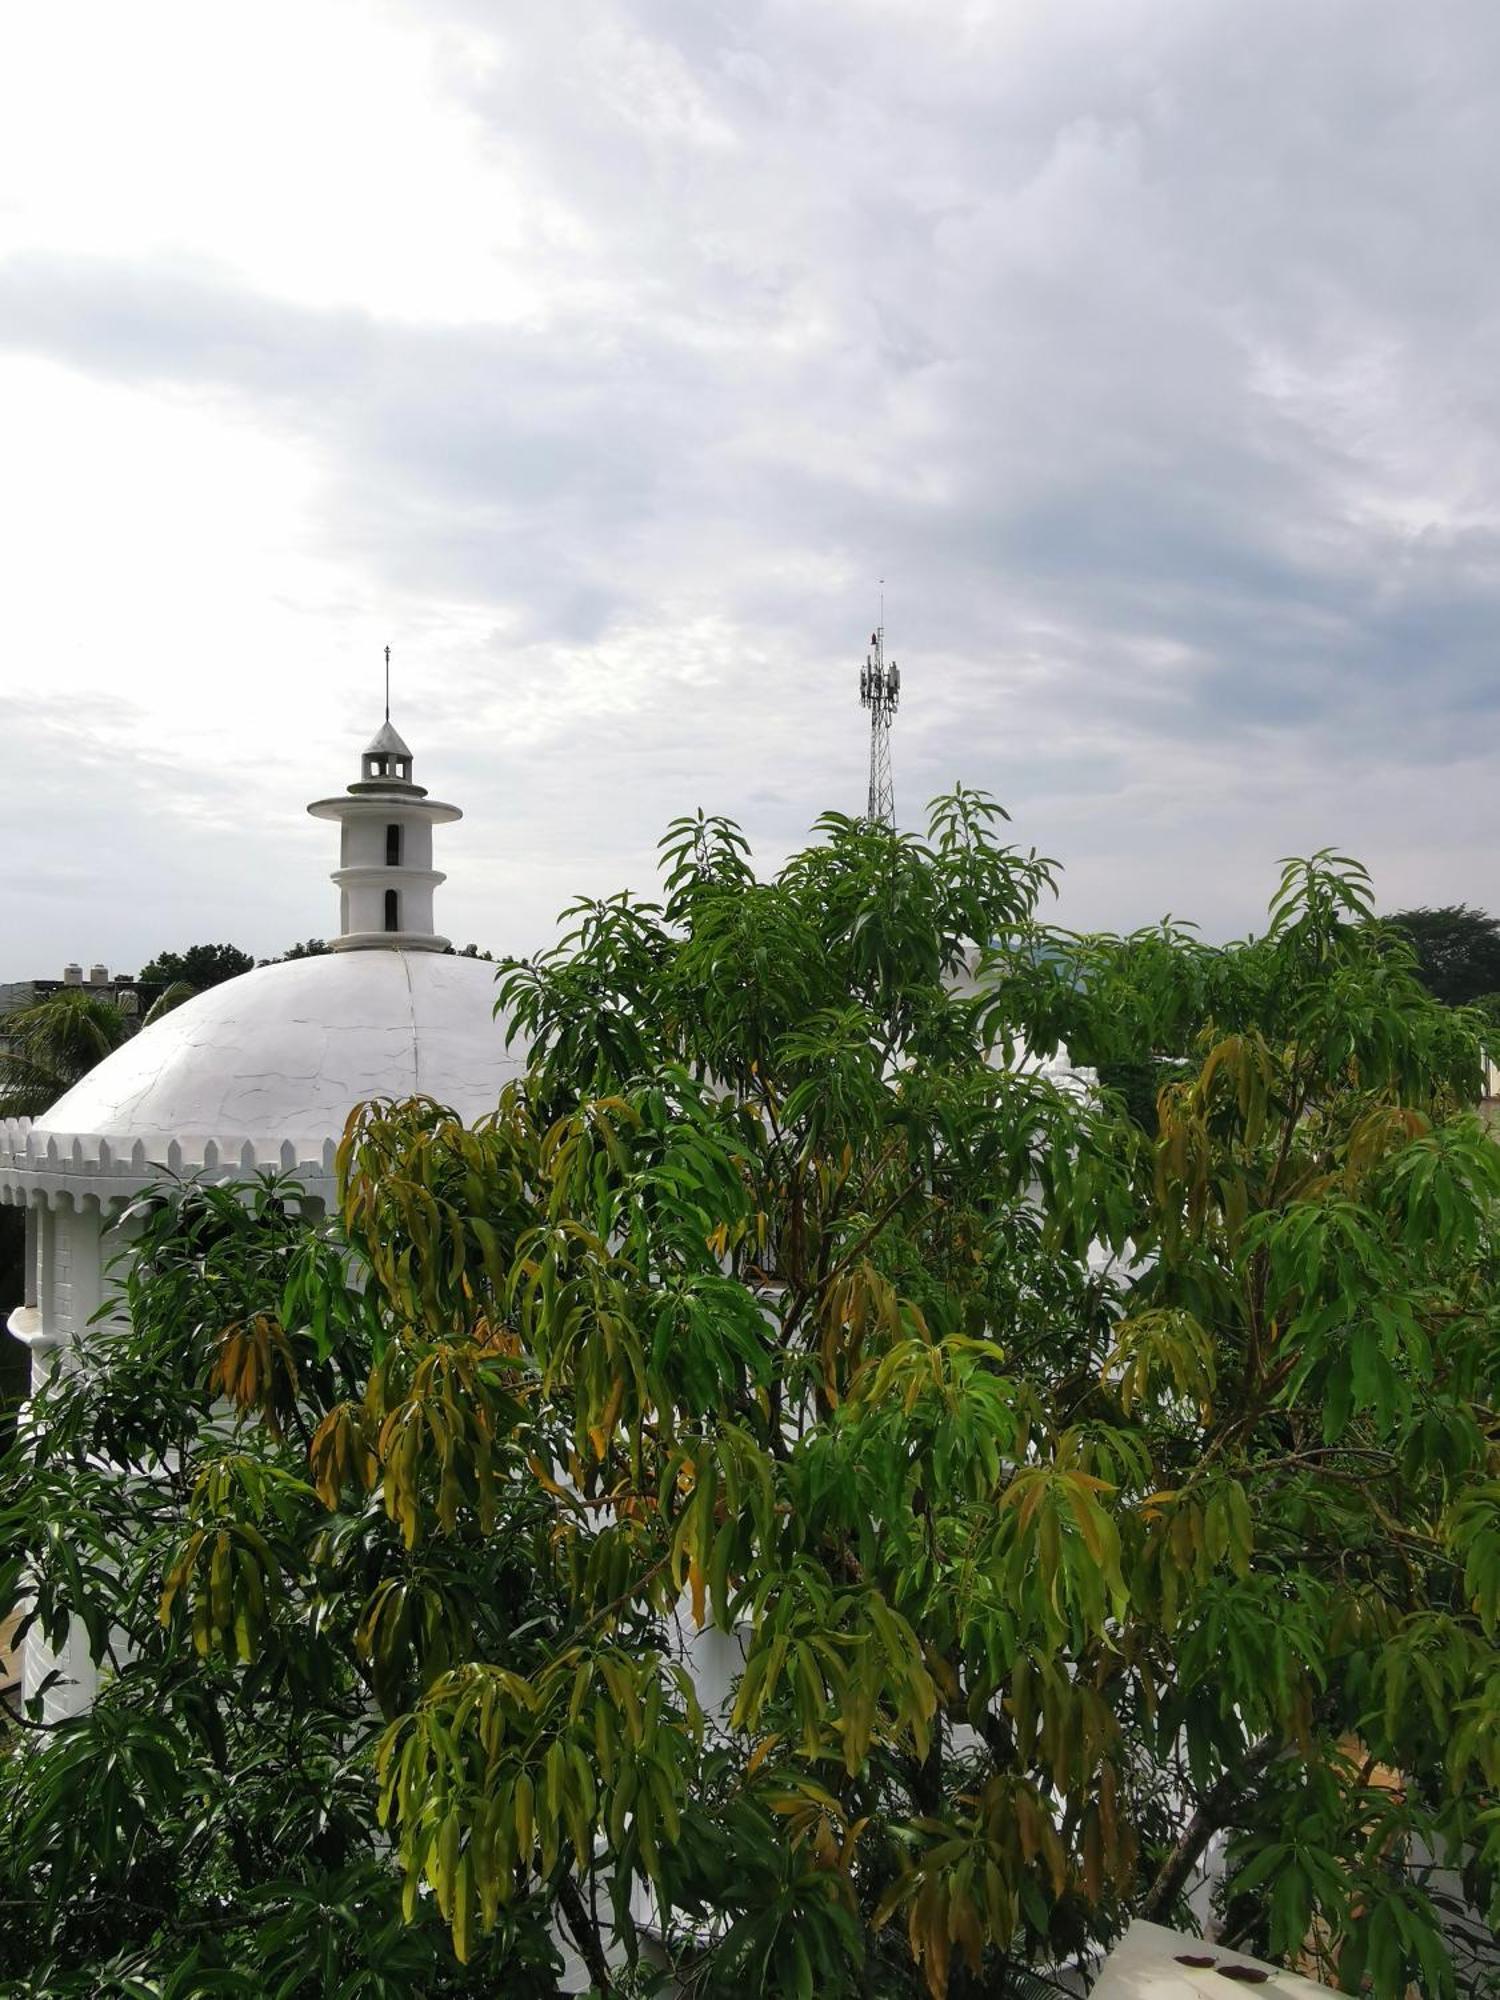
xmin=1385 ymin=905 xmax=1500 ymax=1007
xmin=137 ymin=943 xmax=255 ymax=991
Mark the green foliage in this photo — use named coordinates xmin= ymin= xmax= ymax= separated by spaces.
xmin=0 ymin=988 xmax=132 ymax=1116
xmin=3 ymin=809 xmax=1498 ymax=1996
xmin=137 ymin=942 xmax=254 ymax=991
xmin=1386 ymin=902 xmax=1500 ymax=1007
xmin=0 ymin=1175 xmax=562 ymax=1996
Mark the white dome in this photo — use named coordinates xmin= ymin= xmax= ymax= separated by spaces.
xmin=35 ymin=950 xmax=526 ymax=1153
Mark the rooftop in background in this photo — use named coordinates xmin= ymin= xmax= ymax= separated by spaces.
xmin=0 ymin=967 xmax=158 ymax=1025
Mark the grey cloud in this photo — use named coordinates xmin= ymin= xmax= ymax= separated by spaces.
xmin=0 ymin=698 xmax=314 ymax=975
xmin=5 ymin=0 xmax=1500 ymax=967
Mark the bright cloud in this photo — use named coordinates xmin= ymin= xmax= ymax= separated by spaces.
xmin=2 ymin=0 xmax=1499 ymax=976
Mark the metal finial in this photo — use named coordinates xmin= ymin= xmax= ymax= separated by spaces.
xmin=384 ymin=644 xmax=391 ymax=723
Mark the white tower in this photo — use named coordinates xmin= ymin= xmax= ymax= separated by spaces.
xmin=306 ymin=717 xmax=462 ymax=950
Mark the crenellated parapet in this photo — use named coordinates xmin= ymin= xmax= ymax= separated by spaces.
xmin=0 ymin=1116 xmax=340 ymax=1213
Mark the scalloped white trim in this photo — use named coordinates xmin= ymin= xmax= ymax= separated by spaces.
xmin=0 ymin=1117 xmax=337 ymax=1210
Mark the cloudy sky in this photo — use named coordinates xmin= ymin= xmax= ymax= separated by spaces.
xmin=3 ymin=0 xmax=1499 ymax=979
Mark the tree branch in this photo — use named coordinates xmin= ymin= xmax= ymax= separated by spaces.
xmin=558 ymin=1871 xmax=616 ymax=1994
xmin=1140 ymin=1734 xmax=1283 ymax=1922
xmin=817 ymin=1170 xmax=925 ymax=1295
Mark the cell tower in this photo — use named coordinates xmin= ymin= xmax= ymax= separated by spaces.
xmin=859 ymin=618 xmax=901 ymax=825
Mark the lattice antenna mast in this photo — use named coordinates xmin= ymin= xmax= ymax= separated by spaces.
xmin=859 ymin=617 xmax=901 ymax=825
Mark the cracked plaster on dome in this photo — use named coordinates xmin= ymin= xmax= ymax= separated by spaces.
xmin=34 ymin=950 xmax=525 ymax=1154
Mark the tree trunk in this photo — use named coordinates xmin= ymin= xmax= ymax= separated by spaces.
xmin=558 ymin=1873 xmax=615 ymax=1995
xmin=1140 ymin=1736 xmax=1282 ymax=1923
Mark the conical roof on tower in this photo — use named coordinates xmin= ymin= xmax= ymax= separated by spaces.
xmin=364 ymin=718 xmax=413 ymax=760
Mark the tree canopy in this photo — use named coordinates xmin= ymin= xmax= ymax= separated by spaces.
xmin=2 ymin=800 xmax=1498 ymax=1998
xmin=137 ymin=942 xmax=255 ymax=991
xmin=0 ymin=988 xmax=133 ymax=1119
xmin=1384 ymin=903 xmax=1500 ymax=1009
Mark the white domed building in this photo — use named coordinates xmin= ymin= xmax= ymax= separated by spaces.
xmin=2 ymin=718 xmax=527 ymax=1706
xmin=3 ymin=716 xmax=525 ymax=1374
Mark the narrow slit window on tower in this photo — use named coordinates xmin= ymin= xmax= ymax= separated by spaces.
xmin=386 ymin=823 xmax=402 ymax=866
xmin=384 ymin=889 xmax=399 ymax=932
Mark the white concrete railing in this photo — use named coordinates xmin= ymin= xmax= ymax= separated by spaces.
xmin=0 ymin=1116 xmax=339 ymax=1210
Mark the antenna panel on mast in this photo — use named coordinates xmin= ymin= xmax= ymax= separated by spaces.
xmin=858 ymin=615 xmax=900 ymax=826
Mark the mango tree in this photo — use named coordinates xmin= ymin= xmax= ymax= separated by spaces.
xmin=2 ymin=800 xmax=1496 ymax=1998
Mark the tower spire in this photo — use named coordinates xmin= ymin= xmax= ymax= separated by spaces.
xmin=307 ymin=715 xmax=462 ymax=952
xmin=858 ymin=606 xmax=900 ymax=826
xmin=384 ymin=644 xmax=391 ymax=724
